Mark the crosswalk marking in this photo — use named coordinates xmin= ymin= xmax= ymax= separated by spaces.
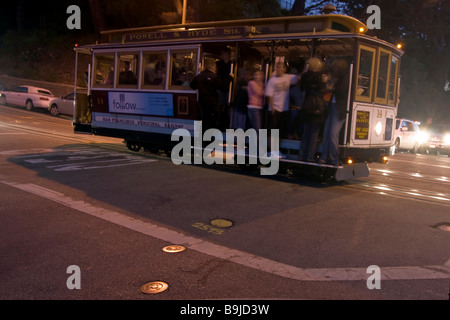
xmin=6 ymin=147 xmax=157 ymax=171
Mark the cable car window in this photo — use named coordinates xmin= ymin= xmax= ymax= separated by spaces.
xmin=356 ymin=46 xmax=376 ymax=102
xmin=385 ymin=118 xmax=393 ymax=141
xmin=375 ymin=49 xmax=390 ymax=103
xmin=93 ymin=53 xmax=115 ymax=88
xmin=117 ymin=53 xmax=139 ymax=88
xmin=142 ymin=51 xmax=168 ymax=89
xmin=170 ymin=50 xmax=197 ymax=90
xmin=388 ymin=57 xmax=398 ymax=105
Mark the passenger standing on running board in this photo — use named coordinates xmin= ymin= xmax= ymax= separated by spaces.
xmin=190 ymin=58 xmax=232 ymax=131
xmin=299 ymin=57 xmax=326 ymax=162
xmin=265 ymin=62 xmax=296 ymax=138
xmin=247 ymin=70 xmax=265 ymax=131
xmin=319 ymin=58 xmax=350 ymax=166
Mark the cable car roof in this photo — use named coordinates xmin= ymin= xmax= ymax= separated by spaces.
xmin=100 ymin=14 xmax=368 ymax=42
xmin=75 ymin=14 xmax=402 ymax=56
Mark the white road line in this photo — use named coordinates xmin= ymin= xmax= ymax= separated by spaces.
xmin=2 ymin=180 xmax=450 ymax=282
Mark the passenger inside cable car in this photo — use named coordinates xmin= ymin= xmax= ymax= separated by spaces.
xmin=119 ymin=61 xmax=137 ymax=85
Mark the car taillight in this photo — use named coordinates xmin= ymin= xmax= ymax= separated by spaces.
xmin=40 ymin=97 xmax=50 ymax=101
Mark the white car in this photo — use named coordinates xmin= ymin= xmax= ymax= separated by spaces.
xmin=394 ymin=118 xmax=428 ymax=153
xmin=0 ymin=85 xmax=56 ymax=111
xmin=49 ymin=92 xmax=75 ymax=116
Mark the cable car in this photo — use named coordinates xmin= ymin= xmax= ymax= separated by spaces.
xmin=73 ymin=11 xmax=403 ymax=181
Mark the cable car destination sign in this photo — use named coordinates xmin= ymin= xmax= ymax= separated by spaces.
xmin=124 ymin=26 xmax=248 ymax=43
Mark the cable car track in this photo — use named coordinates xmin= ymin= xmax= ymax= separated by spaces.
xmin=0 ymin=105 xmax=73 ymax=127
xmin=342 ymin=170 xmax=450 ymax=207
xmin=369 ymin=168 xmax=450 ymax=186
xmin=0 ymin=113 xmax=124 ymax=153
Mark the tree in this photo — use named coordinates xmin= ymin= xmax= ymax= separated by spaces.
xmin=196 ymin=0 xmax=284 ymax=21
xmin=89 ymin=0 xmax=106 ymax=37
xmin=16 ymin=0 xmax=25 ymax=32
xmin=291 ymin=0 xmax=306 ymax=15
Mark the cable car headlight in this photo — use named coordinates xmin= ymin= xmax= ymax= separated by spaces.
xmin=375 ymin=121 xmax=382 ymax=136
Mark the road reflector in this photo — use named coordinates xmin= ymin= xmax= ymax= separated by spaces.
xmin=210 ymin=219 xmax=233 ymax=228
xmin=433 ymin=223 xmax=450 ymax=232
xmin=438 ymin=225 xmax=450 ymax=232
xmin=162 ymin=245 xmax=186 ymax=253
xmin=141 ymin=281 xmax=169 ymax=294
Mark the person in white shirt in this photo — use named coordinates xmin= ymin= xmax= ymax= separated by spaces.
xmin=265 ymin=62 xmax=296 ymax=138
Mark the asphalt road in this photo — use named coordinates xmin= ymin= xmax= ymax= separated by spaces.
xmin=1 ymin=105 xmax=449 ymax=307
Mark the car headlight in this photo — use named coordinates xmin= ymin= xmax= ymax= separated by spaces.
xmin=416 ymin=131 xmax=430 ymax=144
xmin=443 ymin=133 xmax=450 ymax=145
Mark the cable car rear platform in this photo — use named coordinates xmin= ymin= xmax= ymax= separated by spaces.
xmin=277 ymin=139 xmax=370 ymax=182
xmin=278 ymin=158 xmax=370 ymax=182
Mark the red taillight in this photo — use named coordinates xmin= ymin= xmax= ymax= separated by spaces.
xmin=40 ymin=97 xmax=49 ymax=101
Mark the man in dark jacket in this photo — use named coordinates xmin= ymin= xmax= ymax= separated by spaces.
xmin=319 ymin=58 xmax=350 ymax=165
xmin=190 ymin=58 xmax=231 ymax=131
xmin=215 ymin=48 xmax=233 ymax=130
xmin=299 ymin=57 xmax=326 ymax=162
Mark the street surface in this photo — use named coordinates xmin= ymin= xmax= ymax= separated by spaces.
xmin=1 ymin=105 xmax=449 ymax=305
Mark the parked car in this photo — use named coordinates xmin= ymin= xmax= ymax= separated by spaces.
xmin=394 ymin=118 xmax=427 ymax=153
xmin=49 ymin=92 xmax=75 ymax=116
xmin=0 ymin=85 xmax=56 ymax=111
xmin=419 ymin=124 xmax=450 ymax=155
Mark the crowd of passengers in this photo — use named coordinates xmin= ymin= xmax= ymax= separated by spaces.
xmin=190 ymin=50 xmax=350 ymax=166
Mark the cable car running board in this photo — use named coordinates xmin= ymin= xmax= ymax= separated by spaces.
xmin=280 ymin=158 xmax=370 ymax=181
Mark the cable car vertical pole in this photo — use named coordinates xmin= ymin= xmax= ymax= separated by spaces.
xmin=182 ymin=0 xmax=187 ymax=25
xmin=343 ymin=63 xmax=354 ymax=147
xmin=228 ymin=43 xmax=238 ymax=129
xmin=87 ymin=63 xmax=91 ymax=96
xmin=227 ymin=60 xmax=234 ymax=129
xmin=264 ymin=40 xmax=275 ymax=129
xmin=73 ymin=49 xmax=78 ymax=124
xmin=228 ymin=62 xmax=234 ymax=104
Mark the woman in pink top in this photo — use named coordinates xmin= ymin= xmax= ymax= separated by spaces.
xmin=247 ymin=70 xmax=265 ymax=131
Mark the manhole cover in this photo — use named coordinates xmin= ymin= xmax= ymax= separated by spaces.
xmin=210 ymin=218 xmax=233 ymax=228
xmin=162 ymin=245 xmax=186 ymax=253
xmin=141 ymin=281 xmax=169 ymax=294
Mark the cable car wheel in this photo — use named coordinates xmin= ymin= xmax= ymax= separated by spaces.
xmin=238 ymin=163 xmax=259 ymax=171
xmin=126 ymin=140 xmax=142 ymax=152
